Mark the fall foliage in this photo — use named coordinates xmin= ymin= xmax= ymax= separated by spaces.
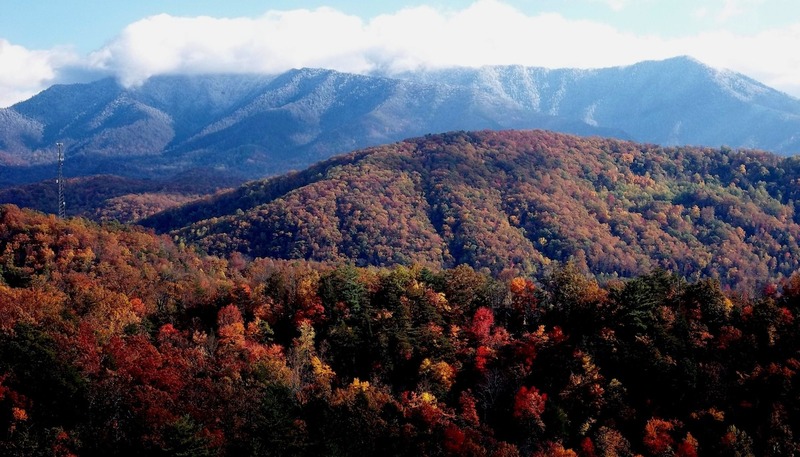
xmin=2 ymin=203 xmax=800 ymax=455
xmin=142 ymin=130 xmax=800 ymax=290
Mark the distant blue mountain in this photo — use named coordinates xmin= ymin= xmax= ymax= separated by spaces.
xmin=1 ymin=56 xmax=799 ymax=185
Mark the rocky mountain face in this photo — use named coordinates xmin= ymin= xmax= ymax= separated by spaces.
xmin=1 ymin=56 xmax=799 ymax=185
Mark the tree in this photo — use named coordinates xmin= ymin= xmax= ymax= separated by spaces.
xmin=160 ymin=415 xmax=215 ymax=457
xmin=643 ymin=417 xmax=675 ymax=456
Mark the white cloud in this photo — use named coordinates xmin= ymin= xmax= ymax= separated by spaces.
xmin=692 ymin=7 xmax=710 ymax=19
xmin=86 ymin=0 xmax=672 ymax=80
xmin=2 ymin=0 xmax=800 ymax=107
xmin=87 ymin=8 xmax=374 ymax=86
xmin=0 ymin=39 xmax=78 ymax=107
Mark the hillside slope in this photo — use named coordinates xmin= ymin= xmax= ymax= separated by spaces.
xmin=144 ymin=130 xmax=800 ymax=287
xmin=0 ymin=169 xmax=243 ymax=223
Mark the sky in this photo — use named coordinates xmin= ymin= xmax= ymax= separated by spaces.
xmin=1 ymin=0 xmax=799 ymax=107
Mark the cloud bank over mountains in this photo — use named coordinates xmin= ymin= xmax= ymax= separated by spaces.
xmin=2 ymin=0 xmax=800 ymax=107
xmin=0 ymin=39 xmax=79 ymax=107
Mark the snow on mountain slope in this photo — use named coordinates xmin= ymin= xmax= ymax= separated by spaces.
xmin=1 ymin=56 xmax=799 ymax=185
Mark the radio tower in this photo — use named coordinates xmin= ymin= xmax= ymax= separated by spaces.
xmin=56 ymin=142 xmax=65 ymax=218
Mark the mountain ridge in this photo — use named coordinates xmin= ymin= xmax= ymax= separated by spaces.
xmin=2 ymin=56 xmax=799 ymax=185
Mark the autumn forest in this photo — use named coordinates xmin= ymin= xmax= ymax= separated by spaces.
xmin=2 ymin=130 xmax=800 ymax=455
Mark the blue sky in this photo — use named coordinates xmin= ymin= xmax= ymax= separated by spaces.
xmin=1 ymin=0 xmax=799 ymax=106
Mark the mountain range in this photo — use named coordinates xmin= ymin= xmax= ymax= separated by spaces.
xmin=2 ymin=56 xmax=800 ymax=186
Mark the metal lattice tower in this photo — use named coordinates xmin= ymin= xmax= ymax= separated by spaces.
xmin=56 ymin=142 xmax=65 ymax=218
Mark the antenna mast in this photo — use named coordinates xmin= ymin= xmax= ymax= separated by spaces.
xmin=56 ymin=142 xmax=65 ymax=218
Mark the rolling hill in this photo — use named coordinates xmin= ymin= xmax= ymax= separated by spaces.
xmin=2 ymin=56 xmax=800 ymax=186
xmin=143 ymin=129 xmax=800 ymax=288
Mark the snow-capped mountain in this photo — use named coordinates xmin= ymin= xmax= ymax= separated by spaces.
xmin=1 ymin=56 xmax=799 ymax=185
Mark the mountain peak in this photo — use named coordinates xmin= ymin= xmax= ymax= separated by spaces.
xmin=663 ymin=55 xmax=705 ymax=65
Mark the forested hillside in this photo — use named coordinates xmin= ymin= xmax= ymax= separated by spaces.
xmin=146 ymin=130 xmax=800 ymax=288
xmin=2 ymin=204 xmax=800 ymax=455
xmin=0 ymin=169 xmax=243 ymax=223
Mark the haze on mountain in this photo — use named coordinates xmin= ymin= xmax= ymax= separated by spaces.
xmin=2 ymin=56 xmax=800 ymax=187
xmin=142 ymin=129 xmax=800 ymax=289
